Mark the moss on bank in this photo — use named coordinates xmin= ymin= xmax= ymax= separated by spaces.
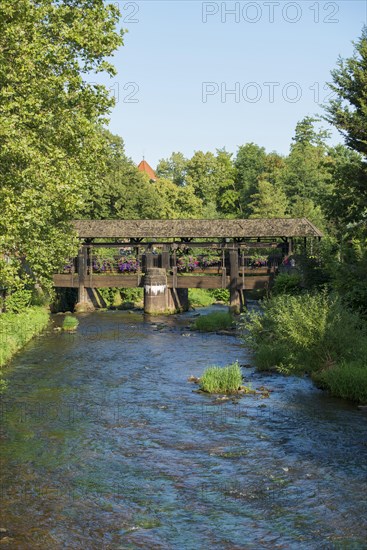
xmin=0 ymin=307 xmax=49 ymax=368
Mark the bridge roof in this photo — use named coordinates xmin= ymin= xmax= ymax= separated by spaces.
xmin=72 ymin=218 xmax=323 ymax=239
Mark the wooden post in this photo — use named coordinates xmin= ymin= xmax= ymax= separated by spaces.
xmin=77 ymin=247 xmax=86 ymax=304
xmin=145 ymin=249 xmax=154 ymax=270
xmin=161 ymin=245 xmax=170 ymax=271
xmin=229 ymin=249 xmax=241 ymax=314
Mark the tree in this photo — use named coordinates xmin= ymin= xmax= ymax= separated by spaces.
xmin=280 ymin=117 xmax=332 ymax=204
xmin=248 ymin=179 xmax=289 ymax=219
xmin=0 ymin=0 xmax=123 ymax=292
xmin=215 ymin=149 xmax=239 ymax=217
xmin=156 ymin=152 xmax=187 ymax=186
xmin=323 ymin=27 xmax=367 ymax=228
xmin=324 ymin=27 xmax=367 ymax=158
xmin=234 ymin=143 xmax=267 ymax=214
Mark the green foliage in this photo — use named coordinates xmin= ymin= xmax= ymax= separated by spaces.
xmin=199 ymin=362 xmax=242 ymax=393
xmin=241 ymin=292 xmax=367 ymax=401
xmin=193 ymin=311 xmax=233 ymax=332
xmin=97 ymin=287 xmax=143 ymax=309
xmin=0 ymin=307 xmax=49 ymax=367
xmin=324 ymin=27 xmax=367 ymax=160
xmin=121 ymin=288 xmax=143 ymax=305
xmin=0 ymin=0 xmax=123 ymax=293
xmin=188 ymin=289 xmax=215 ymax=308
xmin=5 ymin=289 xmax=32 ymax=313
xmin=272 ymin=273 xmax=302 ymax=295
xmin=62 ymin=316 xmax=79 ymax=332
xmin=279 ymin=117 xmax=332 ymax=204
xmin=248 ymin=179 xmax=289 ymax=219
xmin=330 ymin=240 xmax=367 ymax=316
xmin=242 ymin=293 xmax=365 ymax=374
xmin=209 ymin=289 xmax=230 ymax=303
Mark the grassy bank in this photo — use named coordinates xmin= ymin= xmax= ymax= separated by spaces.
xmin=0 ymin=307 xmax=50 ymax=368
xmin=241 ymin=293 xmax=367 ymax=404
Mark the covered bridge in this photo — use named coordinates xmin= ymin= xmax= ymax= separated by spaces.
xmin=53 ymin=218 xmax=322 ymax=313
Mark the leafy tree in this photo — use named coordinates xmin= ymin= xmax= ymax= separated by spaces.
xmin=279 ymin=117 xmax=332 ymax=204
xmin=323 ymin=27 xmax=367 ymax=228
xmin=324 ymin=27 xmax=367 ymax=158
xmin=234 ymin=143 xmax=267 ymax=214
xmin=0 ymin=0 xmax=123 ymax=292
xmin=248 ymin=179 xmax=289 ymax=219
xmin=156 ymin=152 xmax=187 ymax=186
xmin=215 ymin=149 xmax=240 ymax=217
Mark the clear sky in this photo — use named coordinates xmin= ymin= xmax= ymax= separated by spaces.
xmin=99 ymin=0 xmax=367 ymax=167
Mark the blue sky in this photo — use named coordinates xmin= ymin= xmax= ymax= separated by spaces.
xmin=100 ymin=0 xmax=367 ymax=167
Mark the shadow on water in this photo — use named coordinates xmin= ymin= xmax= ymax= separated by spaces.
xmin=0 ymin=306 xmax=366 ymax=549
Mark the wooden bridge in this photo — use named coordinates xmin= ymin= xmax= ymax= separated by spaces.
xmin=53 ymin=218 xmax=322 ymax=313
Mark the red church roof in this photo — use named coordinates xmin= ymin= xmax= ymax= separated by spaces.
xmin=138 ymin=160 xmax=156 ymax=181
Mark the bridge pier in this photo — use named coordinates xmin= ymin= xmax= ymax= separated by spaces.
xmin=75 ymin=247 xmax=95 ymax=312
xmin=144 ymin=268 xmax=176 ymax=315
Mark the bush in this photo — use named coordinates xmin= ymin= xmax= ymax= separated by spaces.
xmin=242 ymin=292 xmax=365 ymax=374
xmin=241 ymin=292 xmax=367 ymax=402
xmin=272 ymin=273 xmax=302 ymax=295
xmin=5 ymin=289 xmax=32 ymax=313
xmin=200 ymin=362 xmax=242 ymax=393
xmin=188 ymin=289 xmax=215 ymax=308
xmin=193 ymin=311 xmax=233 ymax=332
xmin=313 ymin=361 xmax=367 ymax=404
xmin=209 ymin=289 xmax=230 ymax=303
xmin=62 ymin=316 xmax=79 ymax=331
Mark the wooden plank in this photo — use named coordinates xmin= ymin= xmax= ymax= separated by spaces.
xmin=239 ymin=276 xmax=271 ymax=290
xmin=167 ymin=276 xmax=230 ymax=289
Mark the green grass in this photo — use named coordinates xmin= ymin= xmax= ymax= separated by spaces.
xmin=192 ymin=311 xmax=233 ymax=332
xmin=62 ymin=315 xmax=79 ymax=331
xmin=0 ymin=307 xmax=49 ymax=368
xmin=200 ymin=361 xmax=243 ymax=393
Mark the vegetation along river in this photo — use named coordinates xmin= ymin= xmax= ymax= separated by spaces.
xmin=0 ymin=306 xmax=366 ymax=549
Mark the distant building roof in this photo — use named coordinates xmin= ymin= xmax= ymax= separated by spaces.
xmin=138 ymin=160 xmax=156 ymax=181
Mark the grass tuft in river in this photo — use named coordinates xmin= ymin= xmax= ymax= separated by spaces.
xmin=199 ymin=361 xmax=243 ymax=393
xmin=62 ymin=315 xmax=79 ymax=331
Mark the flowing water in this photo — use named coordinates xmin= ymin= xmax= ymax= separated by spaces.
xmin=0 ymin=306 xmax=366 ymax=549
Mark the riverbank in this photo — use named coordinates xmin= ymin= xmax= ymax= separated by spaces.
xmin=0 ymin=307 xmax=49 ymax=369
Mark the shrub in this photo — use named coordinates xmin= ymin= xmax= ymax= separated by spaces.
xmin=188 ymin=289 xmax=215 ymax=308
xmin=193 ymin=311 xmax=233 ymax=332
xmin=5 ymin=289 xmax=32 ymax=313
xmin=241 ymin=291 xmax=367 ymax=402
xmin=209 ymin=289 xmax=230 ymax=303
xmin=313 ymin=361 xmax=367 ymax=404
xmin=62 ymin=316 xmax=79 ymax=331
xmin=272 ymin=273 xmax=302 ymax=295
xmin=241 ymin=292 xmax=366 ymax=374
xmin=200 ymin=362 xmax=242 ymax=393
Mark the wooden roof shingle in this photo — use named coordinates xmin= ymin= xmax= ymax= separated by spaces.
xmin=72 ymin=219 xmax=323 ymax=239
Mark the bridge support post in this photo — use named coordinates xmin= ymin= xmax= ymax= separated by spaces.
xmin=144 ymin=268 xmax=175 ymax=315
xmin=75 ymin=247 xmax=95 ymax=313
xmin=229 ymin=250 xmax=241 ymax=314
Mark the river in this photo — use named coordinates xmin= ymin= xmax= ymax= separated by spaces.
xmin=0 ymin=306 xmax=366 ymax=549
